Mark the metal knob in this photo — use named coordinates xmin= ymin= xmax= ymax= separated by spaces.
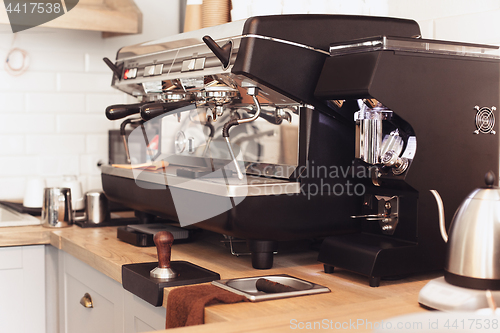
xmin=80 ymin=293 xmax=93 ymax=308
xmin=381 ymin=150 xmax=409 ymax=175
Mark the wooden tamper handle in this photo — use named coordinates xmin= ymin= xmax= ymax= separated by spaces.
xmin=155 ymin=231 xmax=174 ymax=269
xmin=150 ymin=231 xmax=177 ymax=279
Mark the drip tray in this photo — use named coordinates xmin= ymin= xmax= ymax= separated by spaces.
xmin=212 ymin=274 xmax=330 ymax=302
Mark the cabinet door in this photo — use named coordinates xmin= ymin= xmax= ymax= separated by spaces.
xmin=59 ymin=252 xmax=124 ymax=333
xmin=0 ymin=245 xmax=45 ymax=333
xmin=123 ymin=290 xmax=166 ymax=332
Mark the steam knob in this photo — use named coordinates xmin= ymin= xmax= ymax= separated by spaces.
xmin=381 ymin=150 xmax=409 ymax=175
xmin=150 ymin=231 xmax=177 ymax=279
xmin=381 ymin=150 xmax=399 ymax=167
xmin=485 ymin=171 xmax=496 ymax=187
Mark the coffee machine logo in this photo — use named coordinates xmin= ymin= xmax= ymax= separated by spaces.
xmin=473 ymin=105 xmax=496 ymax=135
xmin=3 ymin=0 xmax=79 ymax=33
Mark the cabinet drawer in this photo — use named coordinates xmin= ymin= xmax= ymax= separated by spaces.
xmin=61 ymin=252 xmax=124 ymax=333
xmin=60 ymin=251 xmax=168 ymax=333
xmin=0 ymin=245 xmax=45 ymax=333
xmin=124 ymin=290 xmax=166 ymax=333
xmin=0 ymin=246 xmax=22 ymax=270
xmin=66 ymin=274 xmax=117 ymax=332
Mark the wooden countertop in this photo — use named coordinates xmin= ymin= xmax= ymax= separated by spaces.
xmin=0 ymin=224 xmax=437 ymax=332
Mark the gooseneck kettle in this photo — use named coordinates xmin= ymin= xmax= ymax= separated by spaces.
xmin=431 ymin=171 xmax=500 ymax=290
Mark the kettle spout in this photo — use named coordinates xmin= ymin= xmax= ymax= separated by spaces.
xmin=430 ymin=190 xmax=448 ymax=242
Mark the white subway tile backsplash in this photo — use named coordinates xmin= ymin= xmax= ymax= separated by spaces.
xmin=307 ymin=0 xmax=328 ymax=14
xmin=85 ymin=53 xmax=115 ymax=73
xmin=86 ymin=175 xmax=103 ymax=192
xmin=86 ymin=134 xmax=108 ymax=154
xmin=366 ymin=0 xmax=389 ymax=16
xmin=77 ymin=175 xmax=89 ymax=194
xmin=28 ymin=51 xmax=85 ymax=72
xmin=281 ymin=1 xmax=309 ymax=14
xmin=37 ymin=155 xmax=80 ymax=177
xmin=0 ymin=93 xmax=25 ymax=112
xmin=0 ymin=177 xmax=25 ymax=200
xmin=26 ymin=134 xmax=85 ymax=154
xmin=0 ymin=135 xmax=25 ymax=155
xmin=85 ymin=93 xmax=126 ymax=113
xmin=57 ymin=73 xmax=115 ymax=93
xmin=56 ymin=114 xmax=114 ymax=133
xmin=251 ymin=0 xmax=283 ymax=16
xmin=388 ymin=0 xmax=500 ymax=22
xmin=0 ymin=114 xmax=55 ymax=134
xmin=26 ymin=93 xmax=85 ymax=113
xmin=80 ymin=154 xmax=108 ymax=176
xmin=231 ymin=0 xmax=252 ymax=21
xmin=10 ymin=27 xmax=103 ymax=53
xmin=0 ymin=156 xmax=39 ymax=176
xmin=418 ymin=19 xmax=435 ymax=39
xmin=434 ymin=10 xmax=500 ymax=44
xmin=0 ymin=72 xmax=57 ymax=92
xmin=322 ymin=0 xmax=369 ymax=15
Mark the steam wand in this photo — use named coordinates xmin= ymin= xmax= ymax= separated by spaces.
xmin=222 ymin=87 xmax=261 ymax=180
xmin=119 ymin=117 xmax=144 ymax=164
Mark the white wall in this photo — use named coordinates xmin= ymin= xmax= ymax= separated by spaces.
xmin=0 ymin=0 xmax=180 ymax=200
xmin=388 ymin=0 xmax=500 ymax=44
xmin=231 ymin=0 xmax=389 ymax=19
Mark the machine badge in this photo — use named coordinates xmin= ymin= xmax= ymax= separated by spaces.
xmin=474 ymin=105 xmax=496 ymax=134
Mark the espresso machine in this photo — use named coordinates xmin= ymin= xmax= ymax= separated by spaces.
xmin=101 ymin=15 xmax=500 ymax=278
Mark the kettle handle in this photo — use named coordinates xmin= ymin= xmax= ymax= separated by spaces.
xmin=430 ymin=190 xmax=448 ymax=242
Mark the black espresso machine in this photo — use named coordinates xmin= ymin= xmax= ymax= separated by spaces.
xmin=101 ymin=15 xmax=500 ymax=283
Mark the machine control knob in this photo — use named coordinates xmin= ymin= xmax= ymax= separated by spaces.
xmin=381 ymin=150 xmax=398 ymax=166
xmin=381 ymin=150 xmax=409 ymax=175
xmin=150 ymin=231 xmax=177 ymax=279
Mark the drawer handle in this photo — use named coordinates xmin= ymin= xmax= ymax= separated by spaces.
xmin=80 ymin=293 xmax=93 ymax=308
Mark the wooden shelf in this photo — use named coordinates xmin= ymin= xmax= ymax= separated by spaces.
xmin=0 ymin=0 xmax=142 ymax=37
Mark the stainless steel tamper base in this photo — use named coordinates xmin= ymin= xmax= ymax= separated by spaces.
xmin=150 ymin=266 xmax=177 ymax=279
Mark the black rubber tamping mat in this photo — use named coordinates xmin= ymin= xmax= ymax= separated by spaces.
xmin=122 ymin=261 xmax=220 ymax=306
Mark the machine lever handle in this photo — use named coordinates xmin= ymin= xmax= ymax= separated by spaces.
xmin=202 ymin=35 xmax=232 ymax=68
xmin=103 ymin=57 xmax=123 ymax=79
xmin=106 ymin=102 xmax=148 ymax=120
xmin=140 ymin=100 xmax=194 ymax=121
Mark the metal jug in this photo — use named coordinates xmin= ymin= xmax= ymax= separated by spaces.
xmin=431 ymin=171 xmax=500 ymax=290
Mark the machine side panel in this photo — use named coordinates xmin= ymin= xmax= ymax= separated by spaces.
xmin=370 ymin=52 xmax=500 ymax=269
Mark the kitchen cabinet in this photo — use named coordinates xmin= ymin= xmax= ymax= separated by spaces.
xmin=0 ymin=245 xmax=45 ymax=333
xmin=0 ymin=0 xmax=142 ymax=37
xmin=59 ymin=250 xmax=165 ymax=333
xmin=124 ymin=290 xmax=166 ymax=333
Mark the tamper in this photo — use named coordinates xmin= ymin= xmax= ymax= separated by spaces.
xmin=150 ymin=231 xmax=177 ymax=279
xmin=122 ymin=229 xmax=220 ymax=306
